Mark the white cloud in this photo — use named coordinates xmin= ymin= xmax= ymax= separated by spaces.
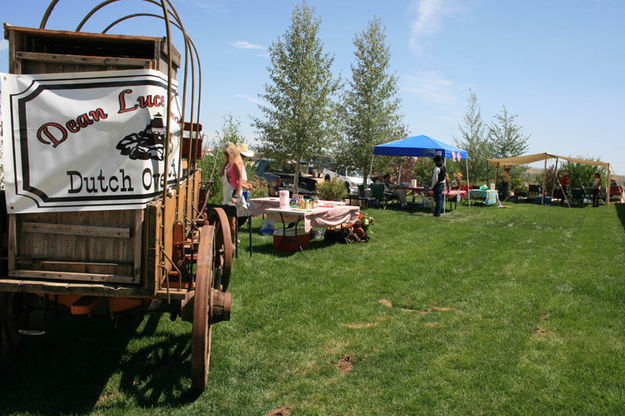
xmin=235 ymin=93 xmax=263 ymax=105
xmin=231 ymin=41 xmax=265 ymax=51
xmin=403 ymin=70 xmax=457 ymax=106
xmin=180 ymin=0 xmax=227 ymax=13
xmin=409 ymin=0 xmax=467 ymax=54
xmin=0 ymin=40 xmax=8 ymax=52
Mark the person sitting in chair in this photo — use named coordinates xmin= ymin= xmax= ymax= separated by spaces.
xmin=374 ymin=174 xmax=408 ymax=208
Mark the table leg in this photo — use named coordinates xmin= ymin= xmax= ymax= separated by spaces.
xmin=294 ymin=219 xmax=304 ymax=254
xmin=248 ymin=215 xmax=253 ymax=257
xmin=276 ymin=212 xmax=287 ymax=252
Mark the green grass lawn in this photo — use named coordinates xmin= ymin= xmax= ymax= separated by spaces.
xmin=2 ymin=202 xmax=625 ymax=415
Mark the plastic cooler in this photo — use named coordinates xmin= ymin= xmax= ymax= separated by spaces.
xmin=273 ymin=228 xmax=310 ymax=251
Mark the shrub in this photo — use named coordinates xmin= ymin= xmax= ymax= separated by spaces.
xmin=316 ymin=178 xmax=347 ymax=201
xmin=250 ymin=176 xmax=269 ymax=198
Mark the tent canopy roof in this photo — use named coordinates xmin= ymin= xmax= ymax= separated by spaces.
xmin=373 ymin=135 xmax=468 ymax=159
xmin=488 ymin=153 xmax=609 ymax=169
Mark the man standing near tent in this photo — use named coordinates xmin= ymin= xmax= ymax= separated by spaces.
xmin=431 ymin=155 xmax=446 ymax=217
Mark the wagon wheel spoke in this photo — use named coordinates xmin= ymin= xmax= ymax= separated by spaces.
xmin=191 ymin=224 xmax=215 ymax=390
xmin=207 ymin=207 xmax=233 ymax=292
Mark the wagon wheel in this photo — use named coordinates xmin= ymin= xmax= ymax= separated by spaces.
xmin=207 ymin=207 xmax=233 ymax=292
xmin=0 ymin=293 xmax=24 ymax=366
xmin=191 ymin=224 xmax=215 ymax=390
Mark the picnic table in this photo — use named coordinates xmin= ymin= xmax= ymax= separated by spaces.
xmin=248 ymin=198 xmax=360 ymax=252
xmin=398 ymin=186 xmax=467 ymax=210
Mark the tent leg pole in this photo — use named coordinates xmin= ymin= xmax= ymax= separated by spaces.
xmin=607 ymin=165 xmax=611 ymax=207
xmin=443 ymin=158 xmax=446 ymax=214
xmin=466 ymin=158 xmax=470 ymax=207
xmin=542 ymin=159 xmax=547 ymax=205
xmin=368 ymin=154 xmax=375 ymax=184
xmin=551 ymin=159 xmax=559 ymax=200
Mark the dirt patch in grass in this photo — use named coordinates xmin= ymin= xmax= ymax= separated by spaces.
xmin=337 ymin=355 xmax=355 ymax=375
xmin=378 ymin=299 xmax=393 ymax=308
xmin=534 ymin=327 xmax=555 ymax=337
xmin=425 ymin=322 xmax=439 ymax=327
xmin=341 ymin=322 xmax=378 ymax=328
xmin=534 ymin=314 xmax=555 ymax=337
xmin=401 ymin=304 xmax=455 ymax=314
xmin=266 ymin=405 xmax=291 ymax=416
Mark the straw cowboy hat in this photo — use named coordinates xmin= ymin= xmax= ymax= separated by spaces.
xmin=236 ymin=143 xmax=254 ymax=158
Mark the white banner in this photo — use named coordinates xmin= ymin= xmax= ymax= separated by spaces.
xmin=1 ymin=69 xmax=182 ymax=213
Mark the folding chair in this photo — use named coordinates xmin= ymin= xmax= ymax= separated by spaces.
xmin=357 ymin=184 xmax=375 ymax=208
xmin=370 ymin=183 xmax=389 ymax=209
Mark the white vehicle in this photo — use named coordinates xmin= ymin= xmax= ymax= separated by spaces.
xmin=322 ymin=169 xmax=368 ymax=195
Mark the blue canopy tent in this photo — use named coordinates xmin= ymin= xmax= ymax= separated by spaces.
xmin=371 ymin=135 xmax=471 ymax=209
xmin=373 ymin=135 xmax=468 ymax=159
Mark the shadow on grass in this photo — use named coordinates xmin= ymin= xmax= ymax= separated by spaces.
xmin=245 ymin=237 xmax=338 ymax=257
xmin=242 ymin=223 xmax=357 ymax=257
xmin=0 ymin=312 xmax=199 ymax=414
xmin=616 ymin=203 xmax=625 ymax=231
xmin=378 ymin=201 xmax=463 ymax=215
xmin=116 ymin=332 xmax=201 ymax=408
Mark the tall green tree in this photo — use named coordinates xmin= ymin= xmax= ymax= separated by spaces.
xmin=456 ymin=91 xmax=491 ymax=182
xmin=488 ymin=106 xmax=530 ymax=159
xmin=341 ymin=17 xmax=405 ymax=185
xmin=254 ymin=2 xmax=339 ymax=193
xmin=219 ymin=113 xmax=246 ymax=146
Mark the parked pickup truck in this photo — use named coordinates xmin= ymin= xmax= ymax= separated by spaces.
xmin=252 ymin=159 xmax=318 ymax=197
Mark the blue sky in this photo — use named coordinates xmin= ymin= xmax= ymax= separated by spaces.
xmin=2 ymin=0 xmax=624 ymax=174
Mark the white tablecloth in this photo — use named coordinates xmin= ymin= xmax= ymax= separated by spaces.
xmin=249 ymin=198 xmax=359 ymax=233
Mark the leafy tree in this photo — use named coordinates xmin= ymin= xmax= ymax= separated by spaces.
xmin=488 ymin=106 xmax=529 ymax=159
xmin=412 ymin=157 xmax=435 ymax=187
xmin=254 ymin=2 xmax=339 ymax=194
xmin=340 ymin=17 xmax=405 ymax=185
xmin=560 ymin=159 xmax=606 ymax=189
xmin=388 ymin=157 xmax=417 ymax=184
xmin=455 ymin=91 xmax=491 ymax=183
xmin=199 ymin=114 xmax=247 ymax=204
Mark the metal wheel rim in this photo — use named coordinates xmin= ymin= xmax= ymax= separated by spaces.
xmin=207 ymin=207 xmax=232 ymax=292
xmin=190 ymin=224 xmax=214 ymax=390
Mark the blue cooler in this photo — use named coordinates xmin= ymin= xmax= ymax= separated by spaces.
xmin=260 ymin=219 xmax=274 ymax=235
